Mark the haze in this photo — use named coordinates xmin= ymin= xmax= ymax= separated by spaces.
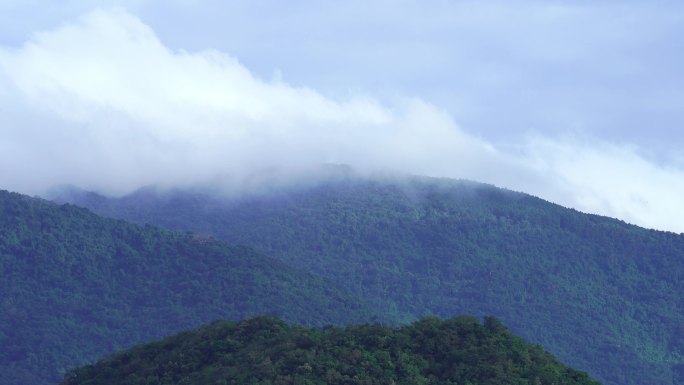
xmin=1 ymin=1 xmax=683 ymax=233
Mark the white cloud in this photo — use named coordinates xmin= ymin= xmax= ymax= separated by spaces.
xmin=522 ymin=139 xmax=684 ymax=233
xmin=0 ymin=9 xmax=498 ymax=192
xmin=1 ymin=8 xmax=684 ymax=234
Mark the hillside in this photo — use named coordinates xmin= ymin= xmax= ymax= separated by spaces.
xmin=52 ymin=175 xmax=684 ymax=385
xmin=0 ymin=190 xmax=375 ymax=385
xmin=62 ymin=315 xmax=600 ymax=385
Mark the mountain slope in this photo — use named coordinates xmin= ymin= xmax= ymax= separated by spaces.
xmin=62 ymin=315 xmax=600 ymax=385
xmin=0 ymin=190 xmax=375 ymax=385
xmin=53 ymin=175 xmax=684 ymax=385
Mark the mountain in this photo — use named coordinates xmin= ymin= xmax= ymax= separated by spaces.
xmin=62 ymin=315 xmax=600 ymax=385
xmin=0 ymin=190 xmax=376 ymax=385
xmin=52 ymin=174 xmax=684 ymax=385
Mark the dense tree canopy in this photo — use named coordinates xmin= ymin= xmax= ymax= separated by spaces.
xmin=0 ymin=190 xmax=374 ymax=385
xmin=55 ymin=174 xmax=684 ymax=385
xmin=63 ymin=316 xmax=600 ymax=385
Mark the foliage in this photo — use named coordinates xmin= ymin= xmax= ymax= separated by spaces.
xmin=63 ymin=315 xmax=600 ymax=385
xmin=54 ymin=175 xmax=684 ymax=385
xmin=0 ymin=190 xmax=374 ymax=385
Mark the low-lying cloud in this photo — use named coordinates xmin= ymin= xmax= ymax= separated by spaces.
xmin=1 ymin=8 xmax=683 ymax=234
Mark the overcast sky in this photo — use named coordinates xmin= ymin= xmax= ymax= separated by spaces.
xmin=1 ymin=0 xmax=683 ymax=233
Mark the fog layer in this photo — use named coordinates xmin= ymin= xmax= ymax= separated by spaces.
xmin=1 ymin=9 xmax=683 ymax=233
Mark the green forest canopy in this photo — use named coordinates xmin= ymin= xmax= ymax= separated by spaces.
xmin=63 ymin=315 xmax=600 ymax=385
xmin=53 ymin=175 xmax=684 ymax=385
xmin=0 ymin=190 xmax=375 ymax=385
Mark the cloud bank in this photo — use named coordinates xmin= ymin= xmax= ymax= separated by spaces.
xmin=1 ymin=8 xmax=684 ymax=233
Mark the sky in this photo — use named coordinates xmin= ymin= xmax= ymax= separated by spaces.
xmin=1 ymin=0 xmax=683 ymax=233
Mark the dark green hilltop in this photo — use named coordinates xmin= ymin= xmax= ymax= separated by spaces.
xmin=62 ymin=315 xmax=599 ymax=385
xmin=52 ymin=172 xmax=684 ymax=385
xmin=0 ymin=190 xmax=376 ymax=385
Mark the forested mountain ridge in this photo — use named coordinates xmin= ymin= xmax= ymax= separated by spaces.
xmin=52 ymin=175 xmax=684 ymax=385
xmin=62 ymin=315 xmax=600 ymax=385
xmin=0 ymin=189 xmax=376 ymax=385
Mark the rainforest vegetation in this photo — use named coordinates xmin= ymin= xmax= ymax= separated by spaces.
xmin=0 ymin=190 xmax=374 ymax=385
xmin=62 ymin=316 xmax=599 ymax=385
xmin=4 ymin=170 xmax=684 ymax=385
xmin=55 ymin=174 xmax=684 ymax=385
